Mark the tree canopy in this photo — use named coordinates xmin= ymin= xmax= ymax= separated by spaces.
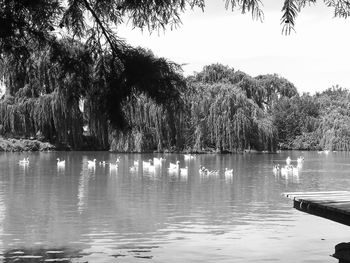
xmin=1 ymin=0 xmax=349 ymax=59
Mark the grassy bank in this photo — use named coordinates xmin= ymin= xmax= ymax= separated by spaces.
xmin=0 ymin=138 xmax=55 ymax=152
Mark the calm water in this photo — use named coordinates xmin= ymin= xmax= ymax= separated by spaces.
xmin=0 ymin=151 xmax=350 ymax=262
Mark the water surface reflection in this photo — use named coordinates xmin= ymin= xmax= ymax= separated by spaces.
xmin=0 ymin=151 xmax=349 ymax=262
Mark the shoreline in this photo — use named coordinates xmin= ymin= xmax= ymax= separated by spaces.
xmin=0 ymin=138 xmax=56 ymax=152
xmin=0 ymin=138 xmax=309 ymax=153
xmin=0 ymin=138 xmax=330 ymax=153
xmin=0 ymin=138 xmax=277 ymax=153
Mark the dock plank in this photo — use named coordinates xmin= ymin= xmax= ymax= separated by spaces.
xmin=284 ymin=191 xmax=349 ymax=196
xmin=285 ymin=192 xmax=349 ymax=196
xmin=296 ymin=197 xmax=350 ymax=203
xmin=285 ymin=192 xmax=350 ymax=199
xmin=283 ymin=191 xmax=350 ymax=226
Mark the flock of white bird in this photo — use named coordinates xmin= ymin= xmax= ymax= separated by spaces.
xmin=273 ymin=156 xmax=304 ymax=176
xmin=18 ymin=154 xmax=234 ymax=178
xmin=18 ymin=153 xmax=313 ymax=179
xmin=134 ymin=154 xmax=234 ymax=178
xmin=19 ymin=157 xmax=67 ymax=167
xmin=18 ymin=157 xmax=119 ymax=170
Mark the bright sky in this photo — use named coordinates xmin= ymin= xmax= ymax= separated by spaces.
xmin=118 ymin=0 xmax=350 ymax=94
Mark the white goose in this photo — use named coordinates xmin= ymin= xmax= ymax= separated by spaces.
xmin=169 ymin=161 xmax=180 ymax=170
xmin=199 ymin=165 xmax=208 ymax=175
xmin=297 ymin=156 xmax=304 ymax=168
xmin=143 ymin=159 xmax=153 ymax=169
xmin=87 ymin=159 xmax=96 ymax=167
xmin=199 ymin=166 xmax=218 ymax=177
xmin=281 ymin=165 xmax=298 ymax=176
xmin=297 ymin=156 xmax=304 ymax=164
xmin=19 ymin=157 xmax=29 ymax=165
xmin=134 ymin=160 xmax=139 ymax=166
xmin=286 ymin=156 xmax=291 ymax=166
xmin=109 ymin=161 xmax=118 ymax=170
xmin=153 ymin=157 xmax=165 ymax=166
xmin=273 ymin=164 xmax=280 ymax=174
xmin=208 ymin=170 xmax=219 ymax=176
xmin=281 ymin=165 xmax=290 ymax=175
xmin=57 ymin=158 xmax=65 ymax=167
xmin=224 ymin=168 xmax=233 ymax=177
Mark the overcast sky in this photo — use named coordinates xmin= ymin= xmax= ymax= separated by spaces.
xmin=118 ymin=0 xmax=350 ymax=94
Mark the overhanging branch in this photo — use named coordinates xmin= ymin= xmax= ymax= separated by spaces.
xmin=81 ymin=0 xmax=124 ymax=58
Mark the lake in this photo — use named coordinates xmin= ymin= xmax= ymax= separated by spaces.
xmin=0 ymin=151 xmax=350 ymax=262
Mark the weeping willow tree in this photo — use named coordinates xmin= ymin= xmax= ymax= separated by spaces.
xmin=107 ymin=94 xmax=184 ymax=152
xmin=82 ymin=47 xmax=186 ymax=150
xmin=183 ymin=64 xmax=300 ymax=152
xmin=0 ymin=38 xmax=91 ymax=148
xmin=103 ymin=63 xmax=280 ymax=153
xmin=186 ymin=82 xmax=276 ymax=152
xmin=0 ymin=40 xmax=186 ymax=150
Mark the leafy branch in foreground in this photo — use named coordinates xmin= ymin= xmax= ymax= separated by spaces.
xmin=1 ymin=0 xmax=349 ymax=62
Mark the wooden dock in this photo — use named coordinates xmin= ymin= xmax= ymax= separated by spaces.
xmin=283 ymin=191 xmax=350 ymax=226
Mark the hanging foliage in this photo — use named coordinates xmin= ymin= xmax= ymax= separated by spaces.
xmin=0 ymin=38 xmax=90 ymax=148
xmin=109 ymin=94 xmax=184 ymax=152
xmin=185 ymin=82 xmax=276 ymax=152
xmin=5 ymin=56 xmax=350 ymax=153
xmin=84 ymin=47 xmax=186 ymax=150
